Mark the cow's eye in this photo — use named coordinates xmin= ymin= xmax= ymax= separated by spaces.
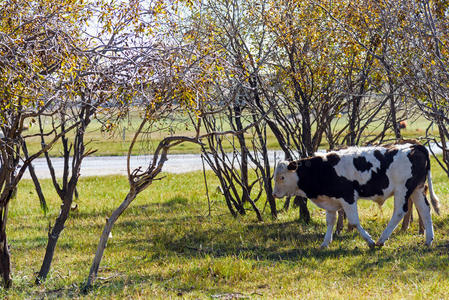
xmin=281 ymin=176 xmax=285 ymax=180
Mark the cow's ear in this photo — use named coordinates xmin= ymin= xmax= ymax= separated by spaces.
xmin=287 ymin=161 xmax=298 ymax=171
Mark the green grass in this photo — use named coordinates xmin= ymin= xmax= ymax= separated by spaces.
xmin=1 ymin=157 xmax=448 ymax=298
xmin=23 ymin=111 xmax=437 ymax=157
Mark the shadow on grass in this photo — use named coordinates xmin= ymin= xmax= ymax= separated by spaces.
xmin=14 ymin=195 xmax=449 ymax=297
xmin=66 ymin=198 xmax=192 ymax=221
xmin=112 ymin=217 xmax=364 ymax=261
xmin=49 ymin=198 xmax=449 ymax=266
xmin=30 ymin=273 xmax=156 ymax=299
xmin=9 ymin=199 xmax=208 ymax=252
xmin=83 ymin=215 xmax=449 ymax=297
xmin=160 ymin=196 xmax=189 ymax=207
xmin=116 ymin=206 xmax=449 ymax=264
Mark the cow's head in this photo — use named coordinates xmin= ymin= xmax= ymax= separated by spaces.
xmin=272 ymin=160 xmax=302 ymax=198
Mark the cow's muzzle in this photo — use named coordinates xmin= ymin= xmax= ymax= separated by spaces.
xmin=272 ymin=193 xmax=282 ymax=199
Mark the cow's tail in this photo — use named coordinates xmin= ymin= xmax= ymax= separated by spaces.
xmin=419 ymin=144 xmax=441 ymax=215
xmin=427 ymin=169 xmax=440 ymax=215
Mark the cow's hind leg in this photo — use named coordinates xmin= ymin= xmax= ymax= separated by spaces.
xmin=341 ymin=202 xmax=375 ymax=249
xmin=400 ymin=199 xmax=414 ymax=232
xmin=334 ymin=210 xmax=344 ymax=236
xmin=321 ymin=210 xmax=337 ymax=248
xmin=377 ymin=189 xmax=408 ymax=247
xmin=411 ymin=187 xmax=434 ymax=246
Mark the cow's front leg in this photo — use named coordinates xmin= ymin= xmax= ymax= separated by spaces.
xmin=321 ymin=210 xmax=337 ymax=248
xmin=342 ymin=202 xmax=375 ymax=249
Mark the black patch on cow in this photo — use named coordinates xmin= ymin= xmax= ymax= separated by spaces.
xmin=295 ymin=155 xmax=356 ymax=204
xmin=287 ymin=161 xmax=298 ymax=171
xmin=403 ymin=145 xmax=429 ymax=212
xmin=353 ymin=156 xmax=373 ymax=172
xmin=355 ymin=148 xmax=398 ymax=198
xmin=327 ymin=153 xmax=341 ymax=166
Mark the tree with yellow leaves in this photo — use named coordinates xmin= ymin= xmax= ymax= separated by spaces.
xmin=0 ymin=0 xmax=92 ymax=287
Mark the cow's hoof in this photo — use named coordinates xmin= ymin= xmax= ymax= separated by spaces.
xmin=375 ymin=241 xmax=384 ymax=248
xmin=367 ymin=241 xmax=376 ymax=250
xmin=425 ymin=240 xmax=433 ymax=247
xmin=320 ymin=243 xmax=329 ymax=249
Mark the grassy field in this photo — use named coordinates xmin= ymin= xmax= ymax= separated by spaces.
xmin=1 ymin=157 xmax=449 ymax=299
xmin=23 ymin=112 xmax=437 ymax=157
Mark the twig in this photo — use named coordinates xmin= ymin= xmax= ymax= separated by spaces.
xmin=201 ymin=154 xmax=212 ymax=217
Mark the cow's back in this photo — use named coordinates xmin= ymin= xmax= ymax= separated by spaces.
xmin=320 ymin=144 xmax=419 ymax=200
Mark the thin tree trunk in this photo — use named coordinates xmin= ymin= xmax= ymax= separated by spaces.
xmin=201 ymin=155 xmax=211 ymax=217
xmin=0 ymin=204 xmax=11 ymax=288
xmin=247 ymin=197 xmax=262 ymax=221
xmin=348 ymin=96 xmax=361 ymax=146
xmin=265 ymin=191 xmax=277 ymax=219
xmin=36 ymin=198 xmax=72 ymax=283
xmin=27 ymin=163 xmax=47 ymax=212
xmin=223 ymin=190 xmax=238 ymax=218
xmin=84 ymin=190 xmax=137 ymax=291
xmin=387 ymin=79 xmax=401 ymax=139
xmin=294 ymin=196 xmax=310 ymax=223
xmin=22 ymin=143 xmax=47 ymax=213
xmin=0 ymin=232 xmax=11 ymax=288
xmin=233 ymin=104 xmax=250 ymax=204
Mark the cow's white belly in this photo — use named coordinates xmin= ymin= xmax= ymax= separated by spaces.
xmin=361 ymin=190 xmax=394 ymax=205
xmin=311 ymin=189 xmax=395 ymax=211
xmin=310 ymin=196 xmax=342 ymax=211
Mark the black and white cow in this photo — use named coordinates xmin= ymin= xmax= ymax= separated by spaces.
xmin=272 ymin=143 xmax=440 ymax=249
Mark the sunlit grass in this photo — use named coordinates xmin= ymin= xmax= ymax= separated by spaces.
xmin=23 ymin=112 xmax=437 ymax=157
xmin=1 ymin=158 xmax=448 ymax=298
